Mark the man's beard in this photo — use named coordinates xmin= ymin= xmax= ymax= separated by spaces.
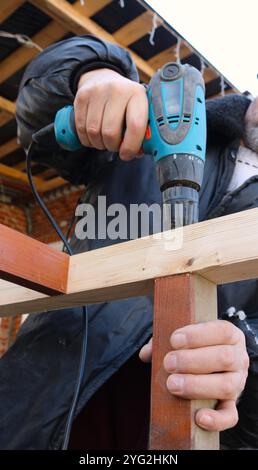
xmin=244 ymin=121 xmax=258 ymax=154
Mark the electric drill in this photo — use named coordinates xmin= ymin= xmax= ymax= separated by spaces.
xmin=54 ymin=62 xmax=206 ymax=229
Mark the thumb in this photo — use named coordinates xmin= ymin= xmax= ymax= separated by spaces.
xmin=139 ymin=337 xmax=153 ymax=363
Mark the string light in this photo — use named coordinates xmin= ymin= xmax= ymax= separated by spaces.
xmin=0 ymin=31 xmax=43 ymax=52
xmin=149 ymin=13 xmax=158 ymax=46
xmin=119 ymin=0 xmax=125 ymax=7
xmin=80 ymin=0 xmax=85 ymax=5
xmin=175 ymin=37 xmax=182 ymax=64
xmin=220 ymin=75 xmax=225 ymax=96
xmin=200 ymin=57 xmax=206 ymax=77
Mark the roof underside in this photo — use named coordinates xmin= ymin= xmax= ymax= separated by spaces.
xmin=0 ymin=0 xmax=238 ymax=199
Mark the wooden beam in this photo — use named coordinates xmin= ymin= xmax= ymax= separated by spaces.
xmin=148 ymin=41 xmax=192 ymax=70
xmin=0 ymin=0 xmax=25 ymax=23
xmin=203 ymin=67 xmax=218 ymax=83
xmin=38 ymin=168 xmax=58 ymax=179
xmin=114 ymin=10 xmax=163 ymax=46
xmin=2 ymin=207 xmax=258 ymax=316
xmin=0 ymin=97 xmax=16 ymax=116
xmin=30 ymin=0 xmax=155 ymax=80
xmin=41 ymin=176 xmax=68 ymax=192
xmin=0 ymin=97 xmax=16 ymax=127
xmin=0 ymin=111 xmax=14 ymax=128
xmin=12 ymin=165 xmax=65 ymax=190
xmin=30 ymin=0 xmax=110 ymax=35
xmin=0 ymin=163 xmax=45 ymax=190
xmin=0 ymin=21 xmax=68 ymax=85
xmin=0 ymin=280 xmax=47 ymax=317
xmin=14 ymin=160 xmax=28 ymax=171
xmin=0 ymin=1 xmax=113 ymax=85
xmin=74 ymin=0 xmax=112 ymax=17
xmin=150 ymin=274 xmax=219 ymax=449
xmin=0 ymin=223 xmax=69 ymax=295
xmin=0 ymin=138 xmax=20 ymax=160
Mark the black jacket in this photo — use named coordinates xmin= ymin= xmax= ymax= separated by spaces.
xmin=0 ymin=35 xmax=257 ymax=450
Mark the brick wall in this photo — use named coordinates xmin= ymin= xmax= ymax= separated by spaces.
xmin=0 ymin=201 xmax=27 ymax=234
xmin=0 ymin=187 xmax=84 ymax=241
xmin=31 ymin=187 xmax=84 ymax=243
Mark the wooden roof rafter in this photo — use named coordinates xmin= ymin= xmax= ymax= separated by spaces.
xmin=0 ymin=96 xmax=16 ymax=127
xmin=0 ymin=0 xmax=25 ymax=23
xmin=0 ymin=0 xmax=239 ymax=194
xmin=30 ymin=0 xmax=155 ymax=80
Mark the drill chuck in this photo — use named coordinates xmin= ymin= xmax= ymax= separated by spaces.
xmin=156 ymin=152 xmax=204 ymax=228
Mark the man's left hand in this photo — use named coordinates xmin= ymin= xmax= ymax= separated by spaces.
xmin=139 ymin=320 xmax=249 ymax=432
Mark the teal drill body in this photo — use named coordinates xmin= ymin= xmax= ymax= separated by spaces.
xmin=54 ymin=62 xmax=206 ymax=228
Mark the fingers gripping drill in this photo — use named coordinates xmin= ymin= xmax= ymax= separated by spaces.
xmin=54 ymin=62 xmax=206 ymax=229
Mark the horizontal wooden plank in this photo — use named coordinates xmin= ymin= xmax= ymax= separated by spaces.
xmin=2 ymin=208 xmax=258 ymax=316
xmin=0 ymin=224 xmax=69 ymax=295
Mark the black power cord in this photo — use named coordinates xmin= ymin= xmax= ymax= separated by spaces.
xmin=26 ymin=146 xmax=89 ymax=450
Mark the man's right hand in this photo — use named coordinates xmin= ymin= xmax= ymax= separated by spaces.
xmin=74 ymin=68 xmax=148 ymax=160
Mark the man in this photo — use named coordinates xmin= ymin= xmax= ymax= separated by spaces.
xmin=0 ymin=35 xmax=256 ymax=450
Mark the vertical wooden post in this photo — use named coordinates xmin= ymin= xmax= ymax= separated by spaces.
xmin=150 ymin=273 xmax=219 ymax=450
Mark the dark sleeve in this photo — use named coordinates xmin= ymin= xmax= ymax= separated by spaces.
xmin=16 ymin=35 xmax=139 ymax=185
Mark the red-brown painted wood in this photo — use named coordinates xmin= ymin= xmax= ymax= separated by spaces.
xmin=0 ymin=223 xmax=69 ymax=295
xmin=150 ymin=274 xmax=218 ymax=450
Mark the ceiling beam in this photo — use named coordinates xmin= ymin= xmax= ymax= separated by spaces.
xmin=38 ymin=168 xmax=58 ymax=179
xmin=203 ymin=67 xmax=218 ymax=83
xmin=29 ymin=0 xmax=154 ymax=80
xmin=114 ymin=10 xmax=163 ymax=46
xmin=0 ymin=96 xmax=16 ymax=115
xmin=0 ymin=0 xmax=25 ymax=23
xmin=0 ymin=21 xmax=68 ymax=85
xmin=0 ymin=0 xmax=153 ymax=86
xmin=0 ymin=137 xmax=20 ymax=160
xmin=0 ymin=163 xmax=45 ymax=190
xmin=0 ymin=111 xmax=14 ymax=127
xmin=73 ymin=0 xmax=113 ymax=17
xmin=41 ymin=176 xmax=68 ymax=192
xmin=14 ymin=160 xmax=28 ymax=171
xmin=148 ymin=41 xmax=192 ymax=70
xmin=0 ymin=96 xmax=16 ymax=127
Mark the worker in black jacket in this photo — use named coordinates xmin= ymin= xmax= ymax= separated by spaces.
xmin=0 ymin=35 xmax=257 ymax=450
